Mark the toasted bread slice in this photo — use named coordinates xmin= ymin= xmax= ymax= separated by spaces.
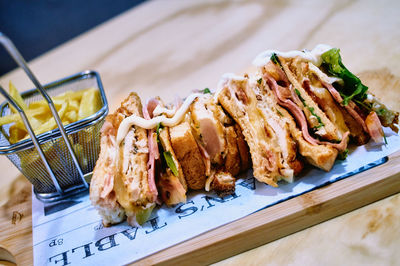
xmin=254 ymin=77 xmax=303 ymax=181
xmin=288 ymin=119 xmax=338 ymax=171
xmin=91 ymin=93 xmax=152 ymax=226
xmin=234 ymin=123 xmax=251 ymax=172
xmin=305 ymin=61 xmax=370 ymax=145
xmin=208 ymin=98 xmax=250 ymax=174
xmin=190 ymin=95 xmax=226 ymax=165
xmin=276 ymin=58 xmax=341 ymax=142
xmin=90 ymin=114 xmax=126 ymax=226
xmin=113 ymin=93 xmax=155 ymax=225
xmin=170 ymin=121 xmax=206 ymax=190
xmin=158 ymin=125 xmax=187 ymax=206
xmin=224 ymin=126 xmax=241 ymax=176
xmin=260 ymin=82 xmax=338 ymax=171
xmin=211 ymin=171 xmax=236 ymax=197
xmin=159 ymin=126 xmax=187 ymax=190
xmin=217 ymin=74 xmax=285 ymax=187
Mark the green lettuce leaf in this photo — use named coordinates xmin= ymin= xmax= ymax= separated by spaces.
xmin=163 ymin=151 xmax=178 ymax=176
xmin=321 ymin=48 xmax=368 ymax=105
xmin=136 ymin=204 xmax=155 ymax=225
xmin=337 ymin=148 xmax=349 ymax=160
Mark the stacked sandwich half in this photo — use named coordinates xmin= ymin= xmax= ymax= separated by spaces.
xmin=90 ymin=45 xmax=398 ymax=226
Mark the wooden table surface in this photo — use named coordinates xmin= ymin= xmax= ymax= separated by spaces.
xmin=1 ymin=0 xmax=400 ymax=265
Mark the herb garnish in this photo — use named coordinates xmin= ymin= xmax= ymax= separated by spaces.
xmin=257 ymin=78 xmax=262 ymax=85
xmin=270 ymin=53 xmax=280 ymax=66
xmin=308 ymin=107 xmax=324 ymax=128
xmin=202 ymin=88 xmax=211 ymax=94
xmin=295 ymin=89 xmax=324 ymax=129
xmin=321 ymin=48 xmax=369 ymax=106
xmin=276 ymin=108 xmax=284 ymax=117
xmin=295 ymin=88 xmax=306 ymax=103
xmin=156 ymin=122 xmax=163 ymax=143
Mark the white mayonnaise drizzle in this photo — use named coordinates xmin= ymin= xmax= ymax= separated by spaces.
xmin=214 ymin=73 xmax=247 ymax=103
xmin=252 ymin=44 xmax=333 ymax=67
xmin=152 ymin=105 xmax=176 ymax=117
xmin=117 ymin=93 xmax=203 ymax=145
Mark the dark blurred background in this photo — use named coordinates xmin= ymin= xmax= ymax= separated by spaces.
xmin=0 ymin=0 xmax=146 ymax=76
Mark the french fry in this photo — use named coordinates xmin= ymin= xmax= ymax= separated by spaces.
xmin=64 ymin=110 xmax=77 ymax=123
xmin=2 ymin=83 xmax=101 ymax=144
xmin=78 ymin=88 xmax=101 ymax=120
xmin=28 ymin=101 xmax=50 ymax=111
xmin=12 ymin=119 xmax=38 ymax=143
xmin=0 ymin=113 xmax=20 ymax=126
xmin=53 ymin=90 xmax=87 ymax=102
xmin=0 ymin=106 xmax=49 ymax=126
xmin=68 ymin=100 xmax=80 ymax=112
xmin=33 ymin=101 xmax=69 ymax=136
xmin=9 ymin=123 xmax=27 ymax=144
xmin=9 ymin=81 xmax=28 ymax=113
xmin=27 ymin=89 xmax=86 ymax=111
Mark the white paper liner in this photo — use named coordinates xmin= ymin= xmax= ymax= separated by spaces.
xmin=32 ymin=128 xmax=400 ymax=265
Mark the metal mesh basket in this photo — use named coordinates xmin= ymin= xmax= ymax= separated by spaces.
xmin=0 ymin=71 xmax=108 ymax=201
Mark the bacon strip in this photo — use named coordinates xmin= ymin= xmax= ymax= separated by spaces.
xmin=143 ymin=99 xmax=160 ymax=201
xmin=320 ymin=80 xmax=368 ymax=133
xmin=265 ymin=74 xmax=349 ymax=152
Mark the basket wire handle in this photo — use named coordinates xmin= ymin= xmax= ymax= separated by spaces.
xmin=0 ymin=85 xmax=64 ymax=194
xmin=0 ymin=32 xmax=88 ymax=189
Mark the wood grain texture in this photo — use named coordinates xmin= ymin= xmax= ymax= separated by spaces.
xmin=0 ymin=0 xmax=399 ymax=265
xmin=137 ymin=151 xmax=400 ymax=265
xmin=0 ymin=177 xmax=32 ymax=265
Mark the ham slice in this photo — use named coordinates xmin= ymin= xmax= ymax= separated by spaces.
xmin=143 ymin=99 xmax=160 ymax=201
xmin=365 ymin=111 xmax=384 ymax=143
xmin=196 ymin=141 xmax=211 ymax=176
xmin=320 ymin=80 xmax=369 ymax=133
xmin=99 ymin=121 xmax=118 ymax=199
xmin=100 ymin=173 xmax=114 ymax=199
xmin=265 ymin=74 xmax=349 ymax=152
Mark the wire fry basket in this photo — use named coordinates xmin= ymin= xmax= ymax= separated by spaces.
xmin=0 ymin=33 xmax=108 ymax=202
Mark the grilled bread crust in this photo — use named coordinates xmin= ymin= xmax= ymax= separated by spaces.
xmin=217 ymin=75 xmax=284 ymax=187
xmin=170 ymin=121 xmax=206 ymax=190
xmin=114 ymin=94 xmax=153 ymax=217
xmin=91 ymin=93 xmax=150 ymax=226
xmin=278 ymin=58 xmax=341 ymax=142
xmin=90 ymin=114 xmax=126 ymax=226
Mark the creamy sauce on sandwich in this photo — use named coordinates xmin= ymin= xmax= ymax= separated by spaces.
xmin=153 ymin=105 xmax=176 ymax=117
xmin=117 ymin=93 xmax=203 ymax=145
xmin=214 ymin=73 xmax=247 ymax=103
xmin=252 ymin=44 xmax=333 ymax=67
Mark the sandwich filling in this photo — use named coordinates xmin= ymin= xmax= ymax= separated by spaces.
xmin=91 ymin=44 xmax=398 ymax=227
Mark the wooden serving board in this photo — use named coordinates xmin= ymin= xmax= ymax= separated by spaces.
xmin=0 ymin=151 xmax=399 ymax=265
